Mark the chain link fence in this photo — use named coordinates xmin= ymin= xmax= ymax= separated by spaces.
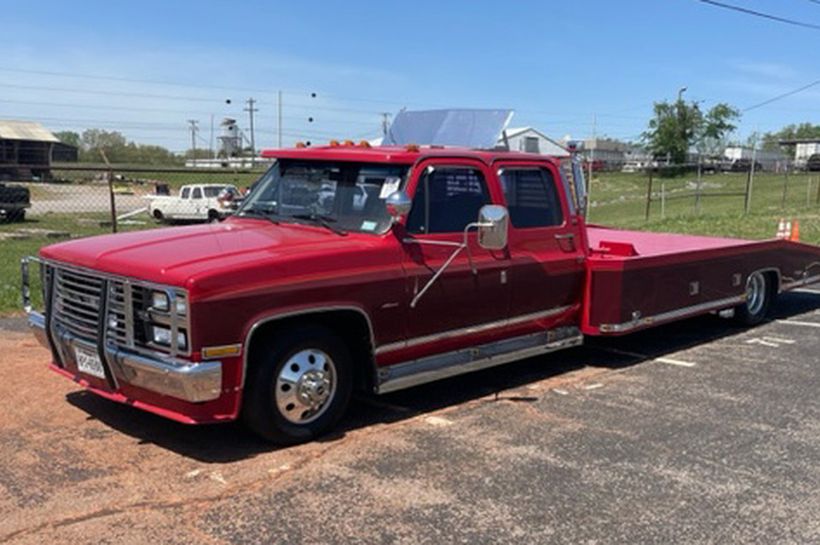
xmin=1 ymin=163 xmax=266 ymax=314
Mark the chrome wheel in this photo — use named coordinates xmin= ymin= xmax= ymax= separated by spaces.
xmin=746 ymin=272 xmax=766 ymax=316
xmin=275 ymin=349 xmax=337 ymax=424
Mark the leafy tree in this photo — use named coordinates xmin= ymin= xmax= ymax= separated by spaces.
xmin=643 ymin=98 xmax=740 ymax=164
xmin=54 ymin=130 xmax=81 ymax=148
xmin=761 ymin=123 xmax=820 ymax=153
xmin=75 ymin=129 xmax=180 ymax=164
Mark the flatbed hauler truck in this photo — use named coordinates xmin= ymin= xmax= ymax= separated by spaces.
xmin=22 ymin=144 xmax=820 ymax=444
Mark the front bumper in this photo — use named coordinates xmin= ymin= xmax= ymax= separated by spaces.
xmin=28 ymin=310 xmax=222 ymax=403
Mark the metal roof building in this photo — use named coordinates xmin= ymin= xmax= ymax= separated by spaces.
xmin=0 ymin=120 xmax=77 ymax=180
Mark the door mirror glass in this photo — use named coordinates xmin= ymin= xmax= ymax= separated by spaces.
xmin=385 ymin=190 xmax=412 ymax=220
xmin=477 ymin=205 xmax=509 ymax=250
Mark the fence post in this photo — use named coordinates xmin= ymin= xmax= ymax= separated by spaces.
xmin=695 ymin=155 xmax=702 ymax=214
xmin=661 ymin=179 xmax=666 ymax=219
xmin=807 ymin=176 xmax=813 ymax=208
xmin=645 ymin=169 xmax=653 ymax=221
xmin=744 ymin=167 xmax=753 ymax=215
xmin=815 ymin=177 xmax=820 ymax=206
xmin=99 ymin=149 xmax=118 ymax=233
xmin=781 ymin=166 xmax=790 ymax=209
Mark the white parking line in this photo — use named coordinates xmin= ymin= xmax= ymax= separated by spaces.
xmin=656 ymin=357 xmax=696 ymax=368
xmin=776 ymin=320 xmax=820 ymax=328
xmin=746 ymin=338 xmax=780 ymax=347
xmin=762 ymin=336 xmax=796 ymax=344
xmin=583 ymin=383 xmax=604 ymax=390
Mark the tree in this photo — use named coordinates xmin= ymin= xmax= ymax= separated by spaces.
xmin=761 ymin=123 xmax=820 ymax=153
xmin=54 ymin=130 xmax=81 ymax=148
xmin=643 ymin=98 xmax=740 ymax=164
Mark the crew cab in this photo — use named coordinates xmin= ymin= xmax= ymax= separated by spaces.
xmin=22 ymin=144 xmax=820 ymax=444
xmin=147 ymin=183 xmax=239 ymax=223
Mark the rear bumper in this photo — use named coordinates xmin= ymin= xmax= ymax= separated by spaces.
xmin=28 ymin=310 xmax=222 ymax=404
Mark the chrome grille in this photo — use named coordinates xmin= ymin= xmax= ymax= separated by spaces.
xmin=53 ymin=268 xmax=103 ymax=342
xmin=48 ymin=263 xmax=190 ymax=356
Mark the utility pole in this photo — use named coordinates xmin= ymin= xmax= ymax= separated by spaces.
xmin=187 ymin=119 xmax=199 ymax=166
xmin=587 ymin=114 xmax=596 ymax=201
xmin=381 ymin=113 xmax=391 ymax=138
xmin=209 ymin=114 xmax=214 ymax=159
xmin=277 ymin=90 xmax=283 ymax=148
xmin=244 ymin=98 xmax=258 ymax=163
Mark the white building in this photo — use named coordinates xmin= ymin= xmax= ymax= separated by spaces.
xmin=795 ymin=141 xmax=820 ymax=166
xmin=723 ymin=146 xmax=787 ymax=171
xmin=498 ymin=127 xmax=570 ymax=157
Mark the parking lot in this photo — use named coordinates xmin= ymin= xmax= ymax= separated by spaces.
xmin=1 ymin=288 xmax=819 ymax=544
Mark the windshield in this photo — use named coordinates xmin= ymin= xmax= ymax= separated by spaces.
xmin=237 ymin=160 xmax=408 ymax=233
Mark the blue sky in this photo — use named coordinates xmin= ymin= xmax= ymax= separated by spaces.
xmin=1 ymin=0 xmax=818 ymax=151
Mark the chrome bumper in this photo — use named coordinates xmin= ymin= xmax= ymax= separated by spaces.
xmin=27 ymin=310 xmax=222 ymax=403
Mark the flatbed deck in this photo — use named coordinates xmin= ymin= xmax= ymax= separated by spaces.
xmin=582 ymin=226 xmax=820 ymax=335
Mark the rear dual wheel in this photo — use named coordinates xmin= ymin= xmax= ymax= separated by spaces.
xmin=735 ymin=271 xmax=774 ymax=326
xmin=242 ymin=325 xmax=353 ymax=445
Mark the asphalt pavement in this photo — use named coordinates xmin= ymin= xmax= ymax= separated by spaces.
xmin=1 ymin=288 xmax=819 ymax=544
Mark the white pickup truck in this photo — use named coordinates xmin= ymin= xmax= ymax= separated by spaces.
xmin=147 ymin=184 xmax=240 ymax=223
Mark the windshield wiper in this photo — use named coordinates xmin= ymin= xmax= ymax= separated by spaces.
xmin=290 ymin=213 xmax=348 ymax=236
xmin=238 ymin=204 xmax=280 ymax=223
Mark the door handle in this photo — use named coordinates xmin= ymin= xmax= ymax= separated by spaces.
xmin=554 ymin=233 xmax=576 ymax=251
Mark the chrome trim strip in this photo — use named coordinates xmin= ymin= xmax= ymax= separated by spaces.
xmin=241 ymin=306 xmax=377 ymax=389
xmin=376 ymin=327 xmax=583 ymax=394
xmin=597 ymin=295 xmax=746 ymax=334
xmin=375 ymin=305 xmax=574 ymax=355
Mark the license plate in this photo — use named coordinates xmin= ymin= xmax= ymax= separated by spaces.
xmin=74 ymin=345 xmax=106 ymax=379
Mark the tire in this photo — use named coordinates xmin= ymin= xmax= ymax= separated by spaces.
xmin=152 ymin=209 xmax=164 ymax=222
xmin=10 ymin=209 xmax=25 ymax=222
xmin=242 ymin=325 xmax=353 ymax=444
xmin=207 ymin=209 xmax=220 ymax=223
xmin=734 ymin=271 xmax=773 ymax=326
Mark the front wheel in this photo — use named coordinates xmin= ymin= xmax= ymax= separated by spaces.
xmin=735 ymin=271 xmax=773 ymax=326
xmin=242 ymin=325 xmax=353 ymax=444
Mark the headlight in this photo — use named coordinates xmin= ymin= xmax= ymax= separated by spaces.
xmin=151 ymin=291 xmax=170 ymax=311
xmin=175 ymin=298 xmax=187 ymax=315
xmin=151 ymin=326 xmax=187 ymax=350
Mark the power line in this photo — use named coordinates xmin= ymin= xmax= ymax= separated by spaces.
xmin=696 ymin=0 xmax=820 ymax=31
xmin=743 ymin=79 xmax=820 ymax=111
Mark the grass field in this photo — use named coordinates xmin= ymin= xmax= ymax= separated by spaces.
xmin=1 ymin=169 xmax=819 ymax=316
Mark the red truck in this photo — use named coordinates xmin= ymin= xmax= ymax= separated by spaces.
xmin=22 ymin=144 xmax=820 ymax=444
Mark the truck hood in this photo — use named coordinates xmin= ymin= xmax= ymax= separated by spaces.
xmin=40 ymin=218 xmax=382 ymax=290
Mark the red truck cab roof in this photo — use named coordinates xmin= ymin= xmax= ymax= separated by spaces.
xmin=260 ymin=144 xmax=563 ymax=167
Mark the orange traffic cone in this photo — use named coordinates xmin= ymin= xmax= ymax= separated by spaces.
xmin=790 ymin=219 xmax=800 ymax=242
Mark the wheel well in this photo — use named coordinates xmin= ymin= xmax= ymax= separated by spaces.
xmin=244 ymin=309 xmax=377 ymax=394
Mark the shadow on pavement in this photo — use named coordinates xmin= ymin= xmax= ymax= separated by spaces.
xmin=66 ymin=290 xmax=820 ymax=463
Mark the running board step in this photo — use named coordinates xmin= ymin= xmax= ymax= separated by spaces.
xmin=376 ymin=327 xmax=582 ymax=394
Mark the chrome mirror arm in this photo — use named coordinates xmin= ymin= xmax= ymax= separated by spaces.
xmin=404 ymin=222 xmax=493 ymax=309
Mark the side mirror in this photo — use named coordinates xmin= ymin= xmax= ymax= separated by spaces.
xmin=385 ymin=190 xmax=412 ymax=220
xmin=477 ymin=205 xmax=509 ymax=250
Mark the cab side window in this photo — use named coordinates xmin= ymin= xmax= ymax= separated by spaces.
xmin=499 ymin=168 xmax=564 ymax=228
xmin=181 ymin=187 xmax=191 ymax=199
xmin=406 ymin=167 xmax=491 ymax=234
xmin=191 ymin=187 xmax=203 ymax=199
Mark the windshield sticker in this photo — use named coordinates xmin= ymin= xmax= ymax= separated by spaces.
xmin=379 ymin=177 xmax=401 ymax=199
xmin=361 ymin=220 xmax=378 ymax=231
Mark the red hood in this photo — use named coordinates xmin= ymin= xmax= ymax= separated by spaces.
xmin=40 ymin=218 xmax=385 ymax=295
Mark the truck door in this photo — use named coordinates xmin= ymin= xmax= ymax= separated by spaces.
xmin=398 ymin=159 xmax=510 ymax=349
xmin=495 ymin=161 xmax=585 ymax=325
xmin=188 ymin=186 xmax=204 ymax=219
